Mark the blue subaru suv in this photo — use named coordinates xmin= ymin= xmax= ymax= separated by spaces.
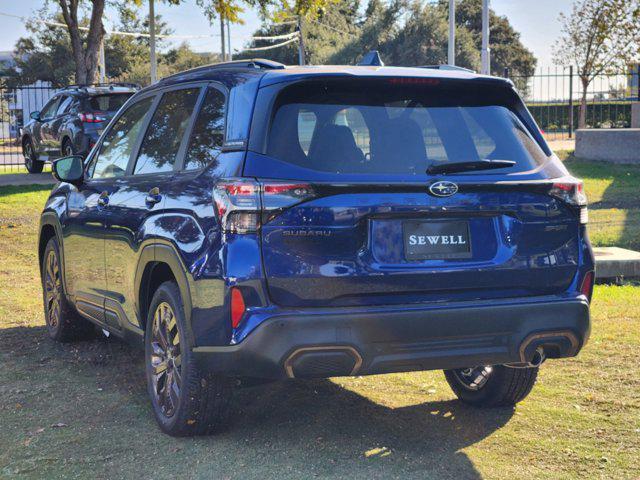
xmin=39 ymin=59 xmax=594 ymax=436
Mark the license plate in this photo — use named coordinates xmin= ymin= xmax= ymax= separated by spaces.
xmin=403 ymin=220 xmax=472 ymax=260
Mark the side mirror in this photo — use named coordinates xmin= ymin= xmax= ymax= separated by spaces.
xmin=30 ymin=111 xmax=41 ymax=121
xmin=52 ymin=155 xmax=84 ymax=185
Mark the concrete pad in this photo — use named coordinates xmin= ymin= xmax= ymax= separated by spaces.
xmin=593 ymin=247 xmax=640 ymax=280
xmin=575 ymin=128 xmax=640 ymax=164
xmin=0 ymin=173 xmax=56 ymax=186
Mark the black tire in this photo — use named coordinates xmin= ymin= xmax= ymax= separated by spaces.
xmin=145 ymin=281 xmax=234 ymax=436
xmin=41 ymin=237 xmax=94 ymax=342
xmin=444 ymin=365 xmax=538 ymax=407
xmin=61 ymin=138 xmax=75 ymax=157
xmin=23 ymin=138 xmax=44 ymax=174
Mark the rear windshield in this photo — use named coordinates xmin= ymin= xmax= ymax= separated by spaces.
xmin=87 ymin=93 xmax=132 ymax=112
xmin=264 ymin=80 xmax=548 ymax=178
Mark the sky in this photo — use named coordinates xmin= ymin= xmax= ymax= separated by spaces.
xmin=0 ymin=0 xmax=573 ymax=68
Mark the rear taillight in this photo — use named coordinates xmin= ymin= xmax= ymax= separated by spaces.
xmin=580 ymin=271 xmax=595 ymax=302
xmin=230 ymin=287 xmax=246 ymax=328
xmin=550 ymin=179 xmax=588 ymax=224
xmin=78 ymin=112 xmax=107 ymax=123
xmin=213 ymin=179 xmax=315 ymax=233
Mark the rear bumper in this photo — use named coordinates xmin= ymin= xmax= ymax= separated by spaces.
xmin=193 ymin=295 xmax=590 ymax=379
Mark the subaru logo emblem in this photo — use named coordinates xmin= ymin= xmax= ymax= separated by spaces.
xmin=429 ymin=181 xmax=459 ymax=197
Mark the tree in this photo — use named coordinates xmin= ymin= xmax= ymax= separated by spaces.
xmin=236 ymin=0 xmax=359 ymax=64
xmin=384 ymin=1 xmax=479 ymax=69
xmin=56 ymin=0 xmax=109 ymax=84
xmin=448 ymin=0 xmax=537 ymax=78
xmin=554 ymin=0 xmax=640 ymax=128
xmin=7 ymin=9 xmax=214 ymax=87
xmin=329 ymin=0 xmax=404 ymax=65
xmin=10 ymin=28 xmax=75 ymax=86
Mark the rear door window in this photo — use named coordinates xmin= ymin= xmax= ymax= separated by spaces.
xmin=261 ymin=80 xmax=549 ymax=180
xmin=56 ymin=96 xmax=73 ymax=116
xmin=183 ymin=87 xmax=226 ymax=171
xmin=133 ymin=88 xmax=200 ymax=175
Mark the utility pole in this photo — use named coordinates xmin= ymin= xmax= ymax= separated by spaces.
xmin=226 ymin=18 xmax=232 ymax=61
xmin=297 ymin=17 xmax=306 ymax=66
xmin=220 ymin=14 xmax=226 ymax=62
xmin=149 ymin=0 xmax=157 ymax=83
xmin=448 ymin=0 xmax=455 ymax=66
xmin=481 ymin=0 xmax=490 ymax=75
xmin=99 ymin=36 xmax=106 ymax=83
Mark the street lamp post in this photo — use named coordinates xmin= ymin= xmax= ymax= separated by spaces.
xmin=481 ymin=0 xmax=490 ymax=75
xmin=149 ymin=0 xmax=157 ymax=83
xmin=448 ymin=0 xmax=455 ymax=66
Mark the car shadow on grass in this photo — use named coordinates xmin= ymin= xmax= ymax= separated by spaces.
xmin=1 ymin=325 xmax=514 ymax=479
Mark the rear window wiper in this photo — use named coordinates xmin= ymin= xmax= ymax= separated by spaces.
xmin=426 ymin=160 xmax=516 ymax=175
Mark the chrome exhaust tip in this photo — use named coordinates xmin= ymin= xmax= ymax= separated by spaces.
xmin=529 ymin=347 xmax=546 ymax=368
xmin=504 ymin=347 xmax=546 ymax=369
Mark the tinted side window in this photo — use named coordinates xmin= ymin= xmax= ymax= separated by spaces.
xmin=134 ymin=88 xmax=200 ymax=175
xmin=184 ymin=87 xmax=226 ymax=171
xmin=90 ymin=97 xmax=153 ymax=179
xmin=40 ymin=97 xmax=61 ymax=120
xmin=56 ymin=96 xmax=73 ymax=115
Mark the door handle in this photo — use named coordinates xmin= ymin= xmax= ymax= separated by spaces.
xmin=145 ymin=187 xmax=162 ymax=206
xmin=97 ymin=191 xmax=109 ymax=207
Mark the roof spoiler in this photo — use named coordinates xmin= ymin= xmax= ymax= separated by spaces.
xmin=65 ymin=82 xmax=141 ymax=90
xmin=420 ymin=65 xmax=476 ymax=73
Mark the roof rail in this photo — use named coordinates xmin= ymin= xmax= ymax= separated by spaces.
xmin=64 ymin=82 xmax=141 ymax=91
xmin=420 ymin=65 xmax=476 ymax=73
xmin=159 ymin=59 xmax=286 ymax=83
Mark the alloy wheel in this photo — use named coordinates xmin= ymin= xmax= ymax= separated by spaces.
xmin=24 ymin=143 xmax=33 ymax=169
xmin=451 ymin=366 xmax=493 ymax=391
xmin=44 ymin=250 xmax=62 ymax=329
xmin=150 ymin=302 xmax=182 ymax=418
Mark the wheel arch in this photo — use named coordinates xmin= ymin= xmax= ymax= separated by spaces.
xmin=135 ymin=244 xmax=193 ymax=339
xmin=38 ymin=214 xmax=64 ymax=278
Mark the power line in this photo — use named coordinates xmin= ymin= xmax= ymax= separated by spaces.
xmin=251 ymin=31 xmax=299 ymax=41
xmin=241 ymin=36 xmax=299 ymax=51
xmin=0 ymin=11 xmax=298 ymax=42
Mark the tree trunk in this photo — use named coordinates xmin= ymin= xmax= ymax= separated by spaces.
xmin=579 ymin=76 xmax=589 ymax=129
xmin=57 ymin=0 xmax=105 ymax=85
xmin=84 ymin=0 xmax=106 ymax=84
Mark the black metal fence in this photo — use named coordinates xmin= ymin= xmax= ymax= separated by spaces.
xmin=1 ymin=82 xmax=57 ymax=171
xmin=508 ymin=66 xmax=640 ymax=140
xmin=1 ymin=67 xmax=639 ymax=170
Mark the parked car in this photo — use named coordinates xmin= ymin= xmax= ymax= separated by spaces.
xmin=21 ymin=83 xmax=138 ymax=173
xmin=38 ymin=59 xmax=594 ymax=436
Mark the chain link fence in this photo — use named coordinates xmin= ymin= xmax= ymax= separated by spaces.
xmin=1 ymin=81 xmax=57 ymax=172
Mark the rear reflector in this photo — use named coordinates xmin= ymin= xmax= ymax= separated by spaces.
xmin=230 ymin=287 xmax=246 ymax=328
xmin=580 ymin=271 xmax=594 ymax=301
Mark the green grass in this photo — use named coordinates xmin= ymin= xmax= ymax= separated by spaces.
xmin=558 ymin=151 xmax=640 ymax=251
xmin=1 ymin=165 xmax=640 ymax=479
